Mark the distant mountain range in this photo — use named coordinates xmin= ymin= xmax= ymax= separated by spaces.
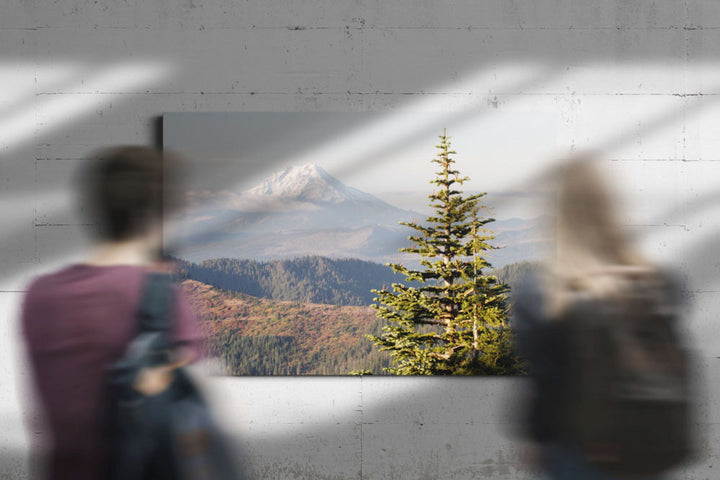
xmin=172 ymin=163 xmax=550 ymax=267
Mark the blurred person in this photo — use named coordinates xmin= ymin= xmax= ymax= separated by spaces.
xmin=512 ymin=157 xmax=694 ymax=480
xmin=21 ymin=146 xmax=201 ymax=479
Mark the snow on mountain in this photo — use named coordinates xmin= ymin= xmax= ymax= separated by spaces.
xmin=244 ymin=163 xmax=386 ymax=206
xmin=183 ymin=163 xmax=415 ymax=225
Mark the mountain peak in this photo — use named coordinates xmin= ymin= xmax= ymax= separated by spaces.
xmin=246 ymin=163 xmax=374 ymax=204
xmin=291 ymin=163 xmax=327 ymax=176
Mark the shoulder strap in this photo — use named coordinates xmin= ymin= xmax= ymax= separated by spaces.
xmin=137 ymin=272 xmax=175 ymax=334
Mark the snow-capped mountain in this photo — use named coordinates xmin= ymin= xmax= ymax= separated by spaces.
xmin=171 ymin=163 xmax=549 ymax=267
xmin=181 ymin=163 xmax=416 ymax=230
xmin=245 ymin=163 xmax=382 ymax=205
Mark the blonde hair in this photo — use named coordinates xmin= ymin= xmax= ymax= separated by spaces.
xmin=546 ymin=156 xmax=650 ymax=315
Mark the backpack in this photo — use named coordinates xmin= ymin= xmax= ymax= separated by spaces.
xmin=561 ymin=271 xmax=693 ymax=476
xmin=107 ymin=273 xmax=243 ymax=480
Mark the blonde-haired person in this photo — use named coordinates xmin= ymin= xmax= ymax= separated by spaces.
xmin=513 ymin=158 xmax=693 ymax=480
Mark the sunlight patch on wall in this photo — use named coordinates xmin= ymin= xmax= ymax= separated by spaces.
xmin=0 ymin=60 xmax=174 ymax=152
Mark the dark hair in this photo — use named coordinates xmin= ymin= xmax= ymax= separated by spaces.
xmin=78 ymin=146 xmax=185 ymax=241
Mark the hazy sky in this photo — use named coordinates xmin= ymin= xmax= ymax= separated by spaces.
xmin=164 ymin=112 xmax=558 ymax=218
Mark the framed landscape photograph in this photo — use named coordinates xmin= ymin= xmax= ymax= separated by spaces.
xmin=163 ymin=112 xmax=554 ymax=375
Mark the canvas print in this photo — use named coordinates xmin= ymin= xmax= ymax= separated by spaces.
xmin=163 ymin=112 xmax=554 ymax=375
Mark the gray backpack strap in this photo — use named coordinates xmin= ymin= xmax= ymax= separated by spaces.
xmin=126 ymin=272 xmax=176 ymax=367
xmin=137 ymin=272 xmax=175 ymax=334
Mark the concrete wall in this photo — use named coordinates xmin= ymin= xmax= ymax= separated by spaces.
xmin=1 ymin=1 xmax=719 ymax=478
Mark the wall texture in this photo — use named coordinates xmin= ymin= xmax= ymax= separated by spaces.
xmin=1 ymin=1 xmax=720 ymax=478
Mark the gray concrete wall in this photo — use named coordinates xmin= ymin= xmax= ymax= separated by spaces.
xmin=1 ymin=1 xmax=719 ymax=478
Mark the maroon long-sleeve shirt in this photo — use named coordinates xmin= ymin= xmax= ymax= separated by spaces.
xmin=21 ymin=264 xmax=201 ymax=480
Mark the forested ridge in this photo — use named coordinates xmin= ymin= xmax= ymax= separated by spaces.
xmin=182 ymin=279 xmax=391 ymax=375
xmin=175 ymin=256 xmax=414 ymax=306
xmin=489 ymin=260 xmax=538 ymax=293
xmin=177 ymin=257 xmax=536 ymax=375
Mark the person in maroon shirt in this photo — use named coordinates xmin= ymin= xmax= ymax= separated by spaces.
xmin=21 ymin=146 xmax=201 ymax=480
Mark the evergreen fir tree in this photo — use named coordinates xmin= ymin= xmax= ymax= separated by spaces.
xmin=367 ymin=129 xmax=521 ymax=375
